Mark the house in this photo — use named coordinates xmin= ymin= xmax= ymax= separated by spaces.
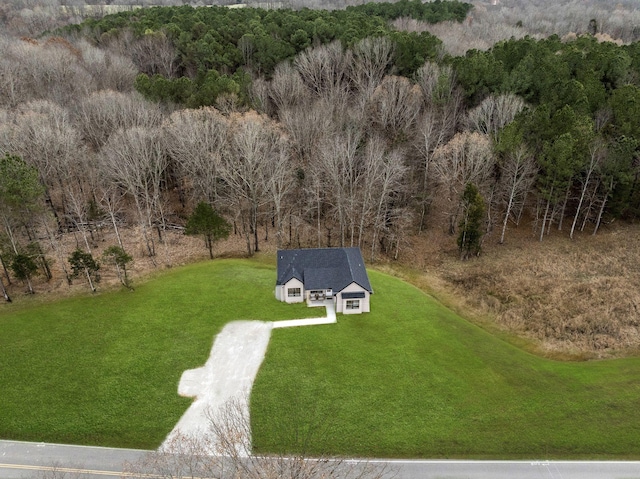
xmin=275 ymin=247 xmax=373 ymax=314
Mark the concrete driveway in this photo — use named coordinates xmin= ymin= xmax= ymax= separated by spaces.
xmin=163 ymin=300 xmax=336 ymax=452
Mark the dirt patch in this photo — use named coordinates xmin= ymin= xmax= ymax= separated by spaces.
xmin=0 ymin=225 xmax=278 ymax=299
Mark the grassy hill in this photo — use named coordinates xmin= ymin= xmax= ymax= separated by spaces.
xmin=2 ymin=258 xmax=640 ymax=457
xmin=254 ymin=269 xmax=640 ymax=458
xmin=0 ymin=259 xmax=313 ymax=448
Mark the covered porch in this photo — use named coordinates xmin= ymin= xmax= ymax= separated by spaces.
xmin=306 ymin=289 xmax=334 ymax=307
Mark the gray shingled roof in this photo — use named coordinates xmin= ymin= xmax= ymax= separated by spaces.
xmin=276 ymin=247 xmax=373 ymax=293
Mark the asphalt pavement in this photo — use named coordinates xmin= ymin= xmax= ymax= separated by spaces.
xmin=2 ymin=440 xmax=640 ymax=479
xmin=0 ymin=440 xmax=145 ymax=479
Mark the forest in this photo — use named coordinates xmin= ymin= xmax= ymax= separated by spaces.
xmin=1 ymin=0 xmax=640 ymax=354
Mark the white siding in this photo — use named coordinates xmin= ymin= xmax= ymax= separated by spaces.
xmin=336 ymin=282 xmax=370 ymax=314
xmin=283 ymin=278 xmax=304 ymax=303
xmin=274 ymin=285 xmax=284 ymax=301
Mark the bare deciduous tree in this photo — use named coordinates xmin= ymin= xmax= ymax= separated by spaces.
xmin=98 ymin=185 xmax=127 ymax=250
xmin=349 ymin=36 xmax=394 ymax=108
xmin=360 ymin=136 xmax=408 ymax=260
xmin=128 ymin=30 xmax=178 ymax=78
xmin=126 ymin=397 xmax=389 ymax=479
xmin=432 ymin=131 xmax=494 ymax=234
xmin=249 ymin=77 xmax=273 ymax=115
xmin=318 ymin=124 xmax=363 ymax=247
xmin=265 ymin=145 xmax=296 ymax=248
xmin=4 ymin=101 xmax=83 ymax=222
xmin=101 ymin=126 xmax=168 ymax=263
xmin=163 ymin=107 xmax=228 ymax=207
xmin=76 ymin=39 xmax=138 ymax=92
xmin=497 ymin=143 xmax=537 ymax=244
xmin=294 ymin=41 xmax=351 ymax=98
xmin=413 ymin=62 xmax=463 ymax=231
xmin=76 ymin=90 xmax=162 ymax=151
xmin=270 ymin=61 xmax=310 ymax=113
xmin=467 ymin=93 xmax=526 ymax=140
xmin=369 ymin=76 xmax=422 ymax=141
xmin=570 ymin=138 xmax=606 ymax=239
xmin=222 ymin=113 xmax=281 ymax=255
xmin=279 ymin=101 xmax=333 ymax=164
xmin=415 ymin=62 xmax=460 ymax=110
xmin=413 ymin=108 xmax=457 ymax=231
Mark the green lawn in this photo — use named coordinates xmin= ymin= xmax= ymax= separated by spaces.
xmin=252 ymin=270 xmax=640 ymax=459
xmin=2 ymin=260 xmax=640 ymax=458
xmin=0 ymin=259 xmax=315 ymax=448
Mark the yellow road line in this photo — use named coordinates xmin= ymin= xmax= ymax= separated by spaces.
xmin=0 ymin=463 xmax=212 ymax=479
xmin=0 ymin=463 xmax=161 ymax=477
xmin=0 ymin=463 xmax=121 ymax=476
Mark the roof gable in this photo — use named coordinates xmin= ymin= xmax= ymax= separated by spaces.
xmin=276 ymin=247 xmax=372 ymax=293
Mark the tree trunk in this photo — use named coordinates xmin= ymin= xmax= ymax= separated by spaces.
xmin=557 ymin=183 xmax=571 ymax=231
xmin=581 ymin=179 xmax=601 ymax=232
xmin=43 ymin=219 xmax=72 ymax=286
xmin=485 ymin=185 xmax=496 ymax=235
xmin=243 ymin=214 xmax=252 ymax=256
xmin=0 ymin=274 xmax=10 ymax=302
xmin=316 ymin=191 xmax=322 ymax=248
xmin=274 ymin=205 xmax=283 ymax=249
xmin=570 ymin=171 xmax=593 ymax=239
xmin=515 ymin=190 xmax=528 ymax=226
xmin=0 ymin=255 xmax=11 ymax=301
xmin=540 ymin=195 xmax=552 ymax=242
xmin=252 ymin=204 xmax=259 ymax=253
xmin=114 ymin=262 xmax=124 ymax=286
xmin=44 ymin=188 xmax=62 ymax=232
xmin=85 ymin=267 xmax=96 ymax=292
xmin=109 ymin=210 xmax=124 ymax=249
xmin=122 ymin=265 xmax=132 ymax=290
xmin=500 ymin=190 xmax=515 ymax=245
xmin=25 ymin=276 xmax=34 ymax=294
xmin=3 ymin=215 xmax=19 ymax=254
xmin=371 ymin=228 xmax=378 ymax=262
xmin=0 ymin=254 xmax=12 ymax=286
xmin=206 ymin=234 xmax=214 ymax=260
xmin=593 ymin=179 xmax=612 ymax=236
xmin=39 ymin=249 xmax=52 ymax=281
xmin=418 ymin=203 xmax=427 ymax=235
xmin=140 ymin=221 xmax=156 ymax=265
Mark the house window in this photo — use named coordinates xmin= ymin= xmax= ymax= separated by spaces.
xmin=288 ymin=287 xmax=301 ymax=297
xmin=346 ymin=299 xmax=360 ymax=310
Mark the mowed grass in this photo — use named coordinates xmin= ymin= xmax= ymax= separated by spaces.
xmin=3 ymin=260 xmax=640 ymax=458
xmin=252 ymin=270 xmax=640 ymax=459
xmin=0 ymin=259 xmax=315 ymax=449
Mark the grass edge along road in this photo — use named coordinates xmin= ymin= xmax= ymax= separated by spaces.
xmin=2 ymin=259 xmax=640 ymax=457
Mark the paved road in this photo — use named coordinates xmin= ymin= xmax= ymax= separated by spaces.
xmin=2 ymin=440 xmax=640 ymax=479
xmin=0 ymin=440 xmax=145 ymax=479
xmin=377 ymin=458 xmax=640 ymax=478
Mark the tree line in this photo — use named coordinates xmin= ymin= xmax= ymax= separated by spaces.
xmin=61 ymin=2 xmax=469 ymax=106
xmin=1 ymin=2 xmax=640 ymax=298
